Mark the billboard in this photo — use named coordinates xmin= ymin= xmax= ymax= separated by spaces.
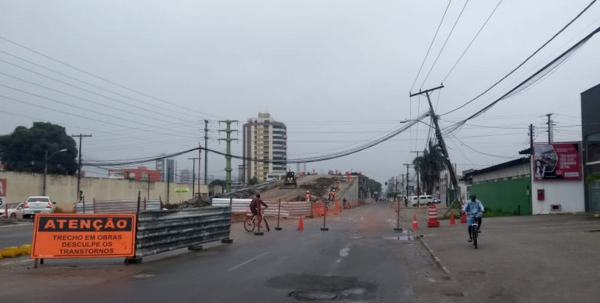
xmin=533 ymin=142 xmax=582 ymax=181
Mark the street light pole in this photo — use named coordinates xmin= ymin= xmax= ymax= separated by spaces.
xmin=43 ymin=148 xmax=67 ymax=196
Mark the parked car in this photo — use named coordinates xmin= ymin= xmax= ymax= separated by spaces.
xmin=409 ymin=195 xmax=419 ymax=206
xmin=432 ymin=197 xmax=441 ymax=204
xmin=410 ymin=195 xmax=436 ymax=206
xmin=22 ymin=196 xmax=55 ymax=219
xmin=8 ymin=203 xmax=24 ymax=219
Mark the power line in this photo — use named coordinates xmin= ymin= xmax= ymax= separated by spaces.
xmin=444 ymin=24 xmax=600 ymax=133
xmin=0 ymin=83 xmax=201 ymax=137
xmin=0 ymin=59 xmax=200 ymax=122
xmin=0 ymin=35 xmax=226 ymax=119
xmin=0 ymin=70 xmax=198 ymax=127
xmin=442 ymin=0 xmax=503 ymax=82
xmin=450 ymin=134 xmax=517 ymax=159
xmin=420 ymin=0 xmax=471 ymax=89
xmin=410 ymin=0 xmax=453 ymax=92
xmin=440 ymin=0 xmax=597 ymax=116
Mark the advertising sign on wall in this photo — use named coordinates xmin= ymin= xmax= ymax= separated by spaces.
xmin=533 ymin=142 xmax=582 ymax=181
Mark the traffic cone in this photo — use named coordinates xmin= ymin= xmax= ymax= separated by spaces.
xmin=450 ymin=212 xmax=456 ymax=226
xmin=297 ymin=215 xmax=304 ymax=231
xmin=412 ymin=214 xmax=418 ymax=230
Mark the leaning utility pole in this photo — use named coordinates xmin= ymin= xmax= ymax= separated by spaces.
xmin=188 ymin=157 xmax=199 ymax=199
xmin=204 ymin=120 xmax=209 ymax=185
xmin=410 ymin=85 xmax=460 ymax=215
xmin=218 ymin=120 xmax=238 ymax=192
xmin=72 ymin=134 xmax=92 ymax=201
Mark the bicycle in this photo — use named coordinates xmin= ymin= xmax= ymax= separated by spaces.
xmin=244 ymin=211 xmax=270 ymax=232
xmin=469 ymin=214 xmax=481 ymax=249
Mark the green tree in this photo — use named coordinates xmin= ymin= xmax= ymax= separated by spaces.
xmin=248 ymin=176 xmax=259 ymax=185
xmin=0 ymin=122 xmax=78 ymax=175
xmin=368 ymin=178 xmax=382 ymax=194
xmin=413 ymin=140 xmax=446 ymax=195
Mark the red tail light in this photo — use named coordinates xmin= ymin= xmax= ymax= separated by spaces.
xmin=24 ymin=202 xmax=29 ymax=208
xmin=46 ymin=203 xmax=52 ymax=208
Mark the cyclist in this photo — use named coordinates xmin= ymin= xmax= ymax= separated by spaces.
xmin=462 ymin=194 xmax=484 ymax=242
xmin=250 ymin=194 xmax=268 ymax=227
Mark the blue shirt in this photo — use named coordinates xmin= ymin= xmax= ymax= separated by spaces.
xmin=462 ymin=199 xmax=484 ymax=217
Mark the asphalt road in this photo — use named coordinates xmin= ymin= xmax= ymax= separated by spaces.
xmin=0 ymin=223 xmax=33 ymax=248
xmin=3 ymin=202 xmax=447 ymax=303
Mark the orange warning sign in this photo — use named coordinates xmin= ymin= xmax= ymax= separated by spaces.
xmin=31 ymin=214 xmax=136 ymax=259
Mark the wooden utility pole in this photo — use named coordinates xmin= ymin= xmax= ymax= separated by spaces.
xmin=410 ymin=85 xmax=460 ymax=216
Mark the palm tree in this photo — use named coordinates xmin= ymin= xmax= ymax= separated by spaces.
xmin=413 ymin=140 xmax=446 ymax=195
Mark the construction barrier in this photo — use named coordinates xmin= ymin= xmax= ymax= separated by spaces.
xmin=312 ymin=202 xmax=326 ymax=216
xmin=212 ymin=198 xmax=310 ymax=218
xmin=133 ymin=206 xmax=231 ymax=259
xmin=75 ymin=199 xmax=161 ymax=214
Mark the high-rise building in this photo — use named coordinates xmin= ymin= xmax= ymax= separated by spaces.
xmin=156 ymin=154 xmax=166 ymax=181
xmin=243 ymin=112 xmax=287 ymax=183
xmin=179 ymin=169 xmax=192 ymax=184
xmin=166 ymin=159 xmax=177 ymax=182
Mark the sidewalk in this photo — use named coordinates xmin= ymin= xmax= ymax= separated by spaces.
xmin=396 ymin=203 xmax=600 ymax=302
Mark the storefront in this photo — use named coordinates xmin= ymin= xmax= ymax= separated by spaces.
xmin=581 ymin=83 xmax=600 ymax=212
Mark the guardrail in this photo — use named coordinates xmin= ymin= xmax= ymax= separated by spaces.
xmin=75 ymin=199 xmax=161 ymax=214
xmin=131 ymin=206 xmax=231 ymax=261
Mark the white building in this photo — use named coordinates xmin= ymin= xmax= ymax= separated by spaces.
xmin=242 ymin=112 xmax=287 ymax=183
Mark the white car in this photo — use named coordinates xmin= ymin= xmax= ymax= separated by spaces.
xmin=22 ymin=196 xmax=56 ymax=219
xmin=411 ymin=195 xmax=438 ymax=206
xmin=8 ymin=203 xmax=24 ymax=219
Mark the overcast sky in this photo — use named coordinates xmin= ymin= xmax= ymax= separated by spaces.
xmin=1 ymin=0 xmax=599 ymax=185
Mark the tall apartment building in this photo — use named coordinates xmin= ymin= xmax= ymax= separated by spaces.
xmin=242 ymin=112 xmax=287 ymax=183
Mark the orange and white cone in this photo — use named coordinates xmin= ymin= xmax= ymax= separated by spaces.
xmin=412 ymin=214 xmax=418 ymax=230
xmin=297 ymin=215 xmax=304 ymax=231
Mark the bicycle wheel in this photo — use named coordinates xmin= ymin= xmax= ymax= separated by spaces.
xmin=472 ymin=225 xmax=478 ymax=249
xmin=244 ymin=217 xmax=255 ymax=232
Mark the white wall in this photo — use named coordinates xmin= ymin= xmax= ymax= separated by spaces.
xmin=531 ymin=178 xmax=585 ymax=214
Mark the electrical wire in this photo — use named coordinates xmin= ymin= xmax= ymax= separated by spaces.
xmin=440 ymin=0 xmax=597 ymax=116
xmin=0 ymin=59 xmax=200 ymax=122
xmin=420 ymin=0 xmax=471 ymax=89
xmin=445 ymin=25 xmax=600 ymax=134
xmin=0 ymin=35 xmax=226 ymax=119
xmin=450 ymin=134 xmax=517 ymax=159
xmin=410 ymin=0 xmax=453 ymax=93
xmin=442 ymin=0 xmax=503 ymax=83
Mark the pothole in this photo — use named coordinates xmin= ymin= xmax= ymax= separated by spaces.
xmin=289 ymin=290 xmax=341 ymax=301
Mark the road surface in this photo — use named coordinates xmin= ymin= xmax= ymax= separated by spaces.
xmin=0 ymin=202 xmax=454 ymax=303
xmin=0 ymin=223 xmax=33 ymax=248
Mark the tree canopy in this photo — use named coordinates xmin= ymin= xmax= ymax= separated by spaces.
xmin=368 ymin=178 xmax=382 ymax=194
xmin=0 ymin=122 xmax=78 ymax=175
xmin=413 ymin=140 xmax=446 ymax=195
xmin=248 ymin=176 xmax=259 ymax=185
xmin=210 ymin=179 xmax=226 ymax=187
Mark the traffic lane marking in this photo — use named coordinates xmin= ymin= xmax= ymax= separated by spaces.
xmin=227 ymin=252 xmax=269 ymax=272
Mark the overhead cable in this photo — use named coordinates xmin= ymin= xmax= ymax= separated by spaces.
xmin=440 ymin=0 xmax=597 ymax=116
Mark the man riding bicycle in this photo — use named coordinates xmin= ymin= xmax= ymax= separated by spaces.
xmin=250 ymin=194 xmax=268 ymax=227
xmin=462 ymin=194 xmax=484 ymax=243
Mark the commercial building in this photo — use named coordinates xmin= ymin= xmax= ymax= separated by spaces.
xmin=242 ymin=112 xmax=287 ymax=183
xmin=581 ymin=83 xmax=600 ymax=212
xmin=155 ymin=155 xmax=177 ymax=182
xmin=107 ymin=166 xmax=161 ymax=182
xmin=179 ymin=169 xmax=192 ymax=184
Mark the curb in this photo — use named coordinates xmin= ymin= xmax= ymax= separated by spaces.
xmin=0 ymin=244 xmax=31 ymax=259
xmin=412 ymin=229 xmax=455 ymax=283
